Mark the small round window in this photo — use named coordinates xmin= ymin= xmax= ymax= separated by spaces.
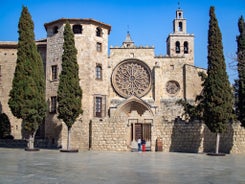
xmin=166 ymin=80 xmax=180 ymax=95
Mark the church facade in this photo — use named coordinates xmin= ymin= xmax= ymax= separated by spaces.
xmin=3 ymin=9 xmax=240 ymax=152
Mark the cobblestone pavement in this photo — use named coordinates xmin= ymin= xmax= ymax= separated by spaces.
xmin=0 ymin=148 xmax=244 ymax=184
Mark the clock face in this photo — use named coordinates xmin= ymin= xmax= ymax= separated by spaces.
xmin=112 ymin=59 xmax=152 ymax=98
xmin=166 ymin=81 xmax=180 ymax=95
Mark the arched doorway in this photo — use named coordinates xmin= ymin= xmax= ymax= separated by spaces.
xmin=129 ymin=119 xmax=152 ymax=144
xmin=111 ymin=58 xmax=154 ymax=151
xmin=115 ymin=96 xmax=154 ymax=151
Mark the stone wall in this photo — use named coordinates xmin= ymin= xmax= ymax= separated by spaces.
xmin=2 ymin=119 xmax=244 ymax=154
xmin=0 ymin=42 xmax=46 ymax=140
xmin=0 ymin=139 xmax=26 ymax=148
xmin=90 ymin=117 xmax=130 ymax=151
xmin=184 ymin=64 xmax=206 ymax=100
xmin=0 ymin=139 xmax=51 ymax=149
xmin=85 ymin=115 xmax=245 ymax=154
xmin=158 ymin=120 xmax=245 ymax=154
xmin=0 ymin=43 xmax=22 ymax=139
xmin=232 ymin=123 xmax=245 ymax=153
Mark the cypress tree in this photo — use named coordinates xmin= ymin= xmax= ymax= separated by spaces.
xmin=57 ymin=22 xmax=82 ymax=150
xmin=203 ymin=6 xmax=234 ymax=154
xmin=8 ymin=6 xmax=46 ymax=149
xmin=237 ymin=16 xmax=245 ymax=127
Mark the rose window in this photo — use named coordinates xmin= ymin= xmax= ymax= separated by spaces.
xmin=112 ymin=60 xmax=152 ymax=98
xmin=166 ymin=80 xmax=180 ymax=95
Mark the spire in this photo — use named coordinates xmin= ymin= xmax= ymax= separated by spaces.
xmin=178 ymin=1 xmax=180 ymax=9
xmin=122 ymin=31 xmax=135 ymax=48
xmin=125 ymin=31 xmax=133 ymax=43
xmin=178 ymin=1 xmax=181 ymax=10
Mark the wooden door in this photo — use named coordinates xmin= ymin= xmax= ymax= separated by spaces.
xmin=135 ymin=123 xmax=142 ymax=141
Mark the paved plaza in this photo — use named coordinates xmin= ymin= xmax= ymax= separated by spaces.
xmin=0 ymin=148 xmax=244 ymax=184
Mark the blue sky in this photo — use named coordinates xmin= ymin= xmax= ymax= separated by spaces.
xmin=1 ymin=0 xmax=244 ymax=83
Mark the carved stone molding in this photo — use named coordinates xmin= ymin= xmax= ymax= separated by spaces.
xmin=166 ymin=80 xmax=180 ymax=95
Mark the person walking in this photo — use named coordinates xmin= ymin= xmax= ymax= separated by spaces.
xmin=137 ymin=137 xmax=141 ymax=151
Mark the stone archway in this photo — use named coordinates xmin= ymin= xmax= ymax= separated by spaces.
xmin=111 ymin=58 xmax=154 ymax=151
xmin=115 ymin=96 xmax=154 ymax=151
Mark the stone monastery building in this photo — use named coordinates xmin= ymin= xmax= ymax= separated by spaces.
xmin=1 ymin=8 xmax=244 ymax=153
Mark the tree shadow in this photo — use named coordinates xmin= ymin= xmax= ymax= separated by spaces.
xmin=170 ymin=117 xmax=202 ymax=153
xmin=35 ymin=119 xmax=45 ymax=139
xmin=203 ymin=123 xmax=234 ymax=154
xmin=0 ymin=100 xmax=12 ymax=138
xmin=0 ymin=113 xmax=12 ymax=139
xmin=0 ymin=101 xmax=2 ymax=113
xmin=44 ymin=113 xmax=63 ymax=148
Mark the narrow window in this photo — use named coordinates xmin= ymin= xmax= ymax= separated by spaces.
xmin=178 ymin=12 xmax=182 ymax=19
xmin=53 ymin=26 xmax=58 ymax=34
xmin=178 ymin=22 xmax=183 ymax=31
xmin=73 ymin=25 xmax=82 ymax=34
xmin=175 ymin=41 xmax=180 ymax=53
xmin=95 ymin=97 xmax=102 ymax=117
xmin=0 ymin=65 xmax=2 ymax=85
xmin=96 ymin=27 xmax=102 ymax=37
xmin=184 ymin=41 xmax=189 ymax=54
xmin=170 ymin=64 xmax=174 ymax=70
xmin=51 ymin=65 xmax=58 ymax=80
xmin=94 ymin=95 xmax=106 ymax=118
xmin=96 ymin=64 xmax=102 ymax=80
xmin=50 ymin=96 xmax=57 ymax=113
xmin=96 ymin=42 xmax=102 ymax=52
xmin=167 ymin=43 xmax=170 ymax=55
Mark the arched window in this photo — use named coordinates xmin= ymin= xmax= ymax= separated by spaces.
xmin=178 ymin=12 xmax=182 ymax=19
xmin=167 ymin=42 xmax=170 ymax=55
xmin=178 ymin=22 xmax=183 ymax=32
xmin=184 ymin=42 xmax=189 ymax=54
xmin=96 ymin=42 xmax=102 ymax=52
xmin=73 ymin=25 xmax=82 ymax=34
xmin=175 ymin=41 xmax=180 ymax=54
xmin=53 ymin=26 xmax=58 ymax=34
xmin=50 ymin=96 xmax=57 ymax=113
xmin=96 ymin=27 xmax=102 ymax=37
xmin=96 ymin=64 xmax=102 ymax=79
xmin=51 ymin=65 xmax=58 ymax=81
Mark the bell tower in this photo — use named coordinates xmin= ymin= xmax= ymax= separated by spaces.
xmin=173 ymin=9 xmax=187 ymax=34
xmin=166 ymin=8 xmax=194 ymax=65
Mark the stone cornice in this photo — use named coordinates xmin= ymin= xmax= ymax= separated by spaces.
xmin=0 ymin=42 xmax=17 ymax=49
xmin=0 ymin=40 xmax=47 ymax=49
xmin=44 ymin=18 xmax=111 ymax=34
